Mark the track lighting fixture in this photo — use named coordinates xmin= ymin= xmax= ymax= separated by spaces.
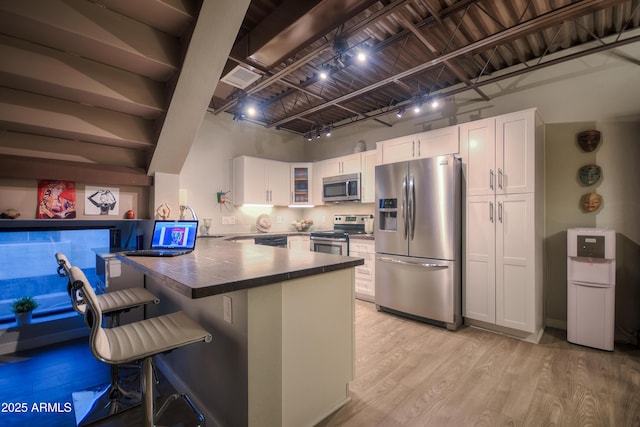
xmin=326 ymin=126 xmax=332 ymax=137
xmin=396 ymin=108 xmax=404 ymax=118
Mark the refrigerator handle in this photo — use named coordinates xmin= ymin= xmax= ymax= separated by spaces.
xmin=402 ymin=175 xmax=408 ymax=240
xmin=409 ymin=175 xmax=416 ymax=240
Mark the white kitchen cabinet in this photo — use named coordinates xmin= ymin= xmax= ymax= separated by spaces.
xmin=460 ymin=117 xmax=496 ymax=196
xmin=495 ymin=192 xmax=537 ymax=333
xmin=290 ymin=163 xmax=313 ymax=206
xmin=464 ymin=193 xmax=537 ymax=331
xmin=463 ymin=195 xmax=496 ymax=324
xmin=350 ymin=239 xmax=375 ymax=302
xmin=462 ymin=109 xmax=538 ymax=197
xmin=233 ymin=156 xmax=290 ymax=206
xmin=361 ymin=150 xmax=377 ymax=203
xmin=377 ymin=126 xmax=459 ymax=164
xmin=311 ymin=160 xmax=326 ymax=206
xmin=323 ymin=152 xmax=362 ymax=176
xmin=288 ymin=235 xmax=310 ymax=251
xmin=462 ymin=109 xmax=544 ymax=342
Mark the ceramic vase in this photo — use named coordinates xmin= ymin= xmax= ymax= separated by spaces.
xmin=16 ymin=311 xmax=33 ymax=326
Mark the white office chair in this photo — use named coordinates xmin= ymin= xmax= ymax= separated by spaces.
xmin=56 ymin=252 xmax=159 ymax=425
xmin=69 ymin=265 xmax=212 ymax=427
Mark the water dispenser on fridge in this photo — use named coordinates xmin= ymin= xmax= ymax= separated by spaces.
xmin=567 ymin=228 xmax=616 ymax=351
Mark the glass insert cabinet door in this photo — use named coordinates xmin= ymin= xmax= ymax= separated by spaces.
xmin=290 ymin=163 xmax=313 ymax=205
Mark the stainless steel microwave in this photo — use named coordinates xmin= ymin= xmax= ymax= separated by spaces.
xmin=322 ymin=173 xmax=361 ymax=202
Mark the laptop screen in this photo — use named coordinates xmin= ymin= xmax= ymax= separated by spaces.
xmin=150 ymin=220 xmax=198 ymax=250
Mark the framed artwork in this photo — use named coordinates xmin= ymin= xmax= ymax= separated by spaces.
xmin=85 ymin=186 xmax=119 ymax=216
xmin=38 ymin=180 xmax=76 ymax=219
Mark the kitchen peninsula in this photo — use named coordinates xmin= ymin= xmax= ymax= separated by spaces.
xmin=116 ymin=238 xmax=363 ymax=427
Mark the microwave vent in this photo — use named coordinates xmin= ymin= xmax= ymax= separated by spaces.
xmin=220 ymin=65 xmax=261 ymax=89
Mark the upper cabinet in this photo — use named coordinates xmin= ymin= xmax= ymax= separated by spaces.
xmin=290 ymin=163 xmax=313 ymax=206
xmin=460 ymin=118 xmax=496 ymax=196
xmin=233 ymin=156 xmax=290 ymax=206
xmin=323 ymin=153 xmax=362 ymax=176
xmin=377 ymin=126 xmax=459 ymax=165
xmin=361 ymin=150 xmax=377 ymax=204
xmin=461 ymin=109 xmax=540 ymax=197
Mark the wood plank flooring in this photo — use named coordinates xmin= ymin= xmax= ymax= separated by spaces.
xmin=1 ymin=300 xmax=639 ymax=426
xmin=318 ymin=300 xmax=640 ymax=427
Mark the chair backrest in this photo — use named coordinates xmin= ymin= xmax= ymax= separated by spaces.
xmin=55 ymin=252 xmax=86 ymax=315
xmin=69 ymin=266 xmax=111 ymax=363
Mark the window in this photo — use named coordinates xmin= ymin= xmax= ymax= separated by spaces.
xmin=0 ymin=229 xmax=110 ymax=326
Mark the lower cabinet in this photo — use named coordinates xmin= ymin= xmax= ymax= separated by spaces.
xmin=350 ymin=239 xmax=375 ymax=301
xmin=464 ymin=192 xmax=543 ymax=342
xmin=288 ymin=235 xmax=310 ymax=251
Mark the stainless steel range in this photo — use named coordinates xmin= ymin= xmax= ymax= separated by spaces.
xmin=309 ymin=214 xmax=370 ymax=256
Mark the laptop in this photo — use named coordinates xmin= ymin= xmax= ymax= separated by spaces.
xmin=121 ymin=220 xmax=199 ymax=257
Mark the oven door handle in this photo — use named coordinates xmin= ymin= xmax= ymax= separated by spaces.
xmin=377 ymin=256 xmax=449 ymax=270
xmin=310 ymin=236 xmax=349 ymax=243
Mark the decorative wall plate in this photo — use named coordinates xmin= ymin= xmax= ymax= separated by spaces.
xmin=580 ymin=192 xmax=602 ymax=212
xmin=579 ymin=164 xmax=601 ymax=186
xmin=256 ymin=214 xmax=272 ymax=232
xmin=577 ymin=130 xmax=601 ymax=152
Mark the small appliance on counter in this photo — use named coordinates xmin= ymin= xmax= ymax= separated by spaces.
xmin=567 ymin=228 xmax=616 ymax=351
xmin=310 ymin=214 xmax=369 ymax=255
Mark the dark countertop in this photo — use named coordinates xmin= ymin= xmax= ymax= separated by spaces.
xmin=116 ymin=238 xmax=364 ymax=299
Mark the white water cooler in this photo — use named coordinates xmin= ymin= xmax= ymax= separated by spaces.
xmin=567 ymin=228 xmax=616 ymax=351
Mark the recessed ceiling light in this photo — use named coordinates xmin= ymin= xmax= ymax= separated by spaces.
xmin=357 ymin=51 xmax=367 ymax=62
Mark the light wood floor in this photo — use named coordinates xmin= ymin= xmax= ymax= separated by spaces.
xmin=318 ymin=300 xmax=640 ymax=427
xmin=2 ymin=301 xmax=639 ymax=426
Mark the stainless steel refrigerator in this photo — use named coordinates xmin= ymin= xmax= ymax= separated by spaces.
xmin=375 ymin=154 xmax=462 ymax=330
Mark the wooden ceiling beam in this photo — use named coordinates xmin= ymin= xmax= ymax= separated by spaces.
xmin=0 ymin=154 xmax=152 ymax=187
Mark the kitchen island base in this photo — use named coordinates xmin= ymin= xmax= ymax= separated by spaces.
xmin=146 ymin=268 xmax=355 ymax=427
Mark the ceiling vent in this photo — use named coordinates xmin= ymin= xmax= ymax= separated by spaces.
xmin=220 ymin=65 xmax=261 ymax=89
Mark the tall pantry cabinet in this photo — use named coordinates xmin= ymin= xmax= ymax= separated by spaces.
xmin=461 ymin=109 xmax=544 ymax=343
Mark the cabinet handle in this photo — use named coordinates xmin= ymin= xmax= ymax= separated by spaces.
xmin=498 ymin=201 xmax=503 ymax=222
xmin=418 ymin=140 xmax=421 ymax=157
xmin=498 ymin=168 xmax=504 ymax=190
xmin=270 ymin=190 xmax=273 ymax=203
xmin=489 ymin=201 xmax=494 ymax=223
xmin=266 ymin=189 xmax=269 ymax=203
xmin=412 ymin=141 xmax=415 ymax=158
xmin=490 ymin=169 xmax=494 ymax=191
